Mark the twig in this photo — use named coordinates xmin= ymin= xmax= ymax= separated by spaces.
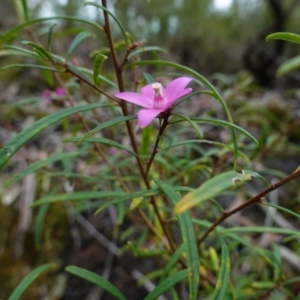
xmin=198 ymin=168 xmax=300 ymax=244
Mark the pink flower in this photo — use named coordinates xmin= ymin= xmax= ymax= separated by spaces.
xmin=54 ymin=87 xmax=65 ymax=96
xmin=42 ymin=87 xmax=65 ymax=103
xmin=115 ymin=77 xmax=193 ymax=128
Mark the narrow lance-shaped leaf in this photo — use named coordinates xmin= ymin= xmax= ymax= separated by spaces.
xmin=155 ymin=180 xmax=199 ymax=300
xmin=67 ymin=31 xmax=93 ymax=58
xmin=159 ymin=244 xmax=185 ymax=283
xmin=174 ymin=170 xmax=256 ymax=214
xmin=22 ymin=41 xmax=55 ymax=62
xmin=144 ymin=270 xmax=188 ymax=300
xmin=64 ymin=137 xmax=139 ymax=158
xmin=213 ymin=238 xmax=231 ymax=300
xmin=5 ymin=151 xmax=84 ymax=188
xmin=66 ymin=266 xmax=126 ymax=300
xmin=266 ymin=32 xmax=300 ymax=45
xmin=143 ymin=72 xmax=155 ymax=84
xmin=0 ymin=16 xmax=102 ymax=46
xmin=93 ymin=53 xmax=107 ymax=85
xmin=0 ymin=103 xmax=113 ymax=170
xmin=78 ymin=115 xmax=137 ymax=144
xmin=47 ymin=23 xmax=57 ymax=49
xmin=1 ymin=64 xmax=62 ymax=72
xmin=34 ymin=203 xmax=49 ymax=250
xmin=67 ymin=61 xmax=91 ymax=81
xmin=30 ymin=191 xmax=125 ymax=207
xmin=8 ymin=263 xmax=56 ymax=300
xmin=128 ymin=46 xmax=168 ymax=59
xmin=21 ymin=0 xmax=29 ymax=21
xmin=277 ymin=55 xmax=300 ymax=77
xmin=84 ymin=1 xmax=128 ymax=46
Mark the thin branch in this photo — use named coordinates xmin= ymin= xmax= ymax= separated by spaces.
xmin=198 ymin=168 xmax=300 ymax=244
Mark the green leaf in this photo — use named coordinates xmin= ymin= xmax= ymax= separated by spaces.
xmin=67 ymin=31 xmax=93 ymax=58
xmin=78 ymin=66 xmax=117 ymax=88
xmin=159 ymin=244 xmax=185 ymax=283
xmin=64 ymin=137 xmax=139 ymax=158
xmin=0 ymin=103 xmax=113 ymax=170
xmin=189 ymin=117 xmax=258 ymax=145
xmin=8 ymin=263 xmax=55 ymax=300
xmin=140 ymin=124 xmax=154 ymax=156
xmin=174 ymin=170 xmax=255 ymax=214
xmin=213 ymin=239 xmax=231 ymax=300
xmin=22 ymin=41 xmax=55 ymax=62
xmin=66 ymin=266 xmax=126 ymax=300
xmin=0 ymin=16 xmax=102 ymax=46
xmin=31 ymin=191 xmax=125 ymax=207
xmin=84 ymin=2 xmax=128 ymax=46
xmin=0 ymin=64 xmax=62 ymax=72
xmin=277 ymin=55 xmax=300 ymax=77
xmin=221 ymin=226 xmax=300 ymax=236
xmin=21 ymin=0 xmax=29 ymax=21
xmin=262 ymin=202 xmax=300 ymax=220
xmin=266 ymin=32 xmax=300 ymax=45
xmin=93 ymin=53 xmax=107 ymax=85
xmin=128 ymin=46 xmax=168 ymax=59
xmin=0 ymin=49 xmax=38 ymax=59
xmin=282 ymin=276 xmax=300 ymax=286
xmin=47 ymin=23 xmax=57 ymax=48
xmin=161 ymin=139 xmax=249 ymax=162
xmin=251 ymin=281 xmax=276 ymax=289
xmin=67 ymin=61 xmax=91 ymax=81
xmin=155 ymin=180 xmax=199 ymax=300
xmin=144 ymin=270 xmax=188 ymax=300
xmin=143 ymin=72 xmax=155 ymax=84
xmin=5 ymin=151 xmax=83 ymax=188
xmin=127 ymin=241 xmax=168 ymax=257
xmin=34 ymin=203 xmax=49 ymax=250
xmin=173 ymin=115 xmax=203 ymax=139
xmin=78 ymin=115 xmax=137 ymax=144
xmin=95 ymin=188 xmax=162 ymax=215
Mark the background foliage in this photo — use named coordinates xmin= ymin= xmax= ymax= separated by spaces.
xmin=1 ymin=0 xmax=300 ymax=299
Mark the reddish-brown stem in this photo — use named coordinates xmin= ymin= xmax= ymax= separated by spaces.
xmin=100 ymin=0 xmax=177 ymax=253
xmin=145 ymin=111 xmax=170 ymax=177
xmin=198 ymin=168 xmax=300 ymax=244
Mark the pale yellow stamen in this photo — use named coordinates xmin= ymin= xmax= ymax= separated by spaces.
xmin=152 ymin=82 xmax=166 ymax=109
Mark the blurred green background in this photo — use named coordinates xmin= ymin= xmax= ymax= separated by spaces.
xmin=1 ymin=0 xmax=300 ymax=86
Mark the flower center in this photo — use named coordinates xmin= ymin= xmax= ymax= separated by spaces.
xmin=152 ymin=82 xmax=167 ymax=109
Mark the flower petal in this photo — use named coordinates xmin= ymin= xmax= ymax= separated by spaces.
xmin=166 ymin=88 xmax=193 ymax=108
xmin=138 ymin=108 xmax=164 ymax=128
xmin=164 ymin=77 xmax=193 ymax=105
xmin=115 ymin=92 xmax=152 ymax=108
